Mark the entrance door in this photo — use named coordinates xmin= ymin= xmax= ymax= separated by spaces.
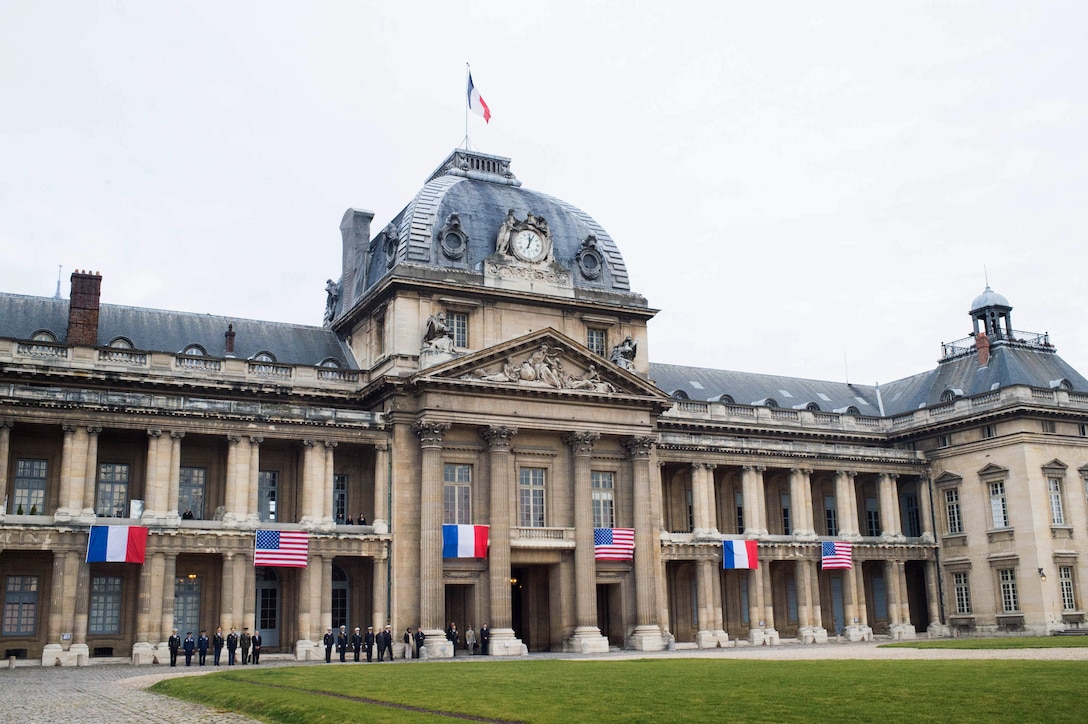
xmin=444 ymin=584 xmax=474 ymax=653
xmin=596 ymin=583 xmax=622 ymax=647
xmin=174 ymin=577 xmax=201 ymax=639
xmin=256 ymin=569 xmax=281 ymax=647
xmin=511 ymin=566 xmax=551 ymax=651
xmin=830 ymin=575 xmax=845 ymax=635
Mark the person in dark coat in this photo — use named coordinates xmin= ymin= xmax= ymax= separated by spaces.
xmin=197 ymin=630 xmax=210 ymax=666
xmin=337 ymin=625 xmax=348 ymax=662
xmin=226 ymin=627 xmax=239 ymax=665
xmin=364 ymin=626 xmax=376 ymax=662
xmin=251 ymin=630 xmax=262 ymax=664
xmin=378 ymin=624 xmax=393 ymax=661
xmin=323 ymin=627 xmax=334 ymax=663
xmin=167 ymin=629 xmax=181 ymax=667
xmin=479 ymin=624 xmax=490 ymax=656
xmin=352 ymin=627 xmax=363 ymax=662
xmin=414 ymin=627 xmax=425 ymax=658
xmin=403 ymin=627 xmax=414 ymax=658
xmin=446 ymin=622 xmax=459 ymax=656
xmin=213 ymin=627 xmax=225 ymax=666
xmin=183 ymin=632 xmax=196 ymax=666
xmin=240 ymin=628 xmax=252 ymax=665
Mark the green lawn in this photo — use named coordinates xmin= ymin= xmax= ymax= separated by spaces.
xmin=881 ymin=635 xmax=1088 ymax=649
xmin=151 ymin=658 xmax=1088 ymax=723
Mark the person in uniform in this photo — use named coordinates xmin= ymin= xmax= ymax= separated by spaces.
xmin=364 ymin=625 xmax=376 ymax=662
xmin=197 ymin=630 xmax=209 ymax=666
xmin=323 ymin=627 xmax=334 ymax=663
xmin=167 ymin=629 xmax=181 ymax=667
xmin=240 ymin=627 xmax=252 ymax=665
xmin=337 ymin=625 xmax=348 ymax=662
xmin=226 ymin=627 xmax=239 ymax=665
xmin=352 ymin=627 xmax=363 ymax=662
xmin=213 ymin=627 xmax=225 ymax=666
xmin=183 ymin=632 xmax=196 ymax=666
xmin=378 ymin=624 xmax=393 ymax=661
xmin=480 ymin=623 xmax=490 ymax=656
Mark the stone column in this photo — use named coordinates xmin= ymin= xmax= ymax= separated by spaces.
xmin=741 ymin=465 xmax=767 ymax=536
xmin=245 ymin=437 xmax=263 ymax=527
xmin=322 ymin=441 xmax=337 ymax=529
xmin=834 ymin=470 xmax=858 ymax=538
xmin=844 ymin=564 xmax=871 ymax=641
xmin=0 ymin=421 xmax=11 ymax=519
xmin=694 ymin=559 xmax=713 ymax=647
xmin=563 ymin=431 xmax=609 ymax=653
xmin=161 ymin=553 xmax=177 ymax=649
xmin=372 ymin=549 xmax=388 ymax=630
xmin=133 ymin=551 xmax=157 ymax=664
xmin=480 ymin=425 xmax=526 ymax=656
xmin=878 ymin=474 xmax=902 ymax=538
xmin=165 ymin=431 xmax=184 ymax=523
xmin=925 ymin=559 xmax=949 ymax=636
xmin=300 ymin=440 xmax=319 ymax=527
xmin=223 ymin=435 xmax=243 ymax=526
xmin=762 ymin=564 xmax=779 ymax=644
xmin=42 ymin=551 xmax=68 ymax=665
xmin=710 ymin=562 xmax=727 ymax=645
xmin=320 ymin=555 xmax=333 ymax=638
xmin=243 ymin=551 xmax=256 ymax=631
xmin=295 ymin=554 xmax=314 ymax=660
xmin=372 ymin=442 xmax=390 ymax=534
xmin=147 ymin=552 xmax=166 ymax=647
xmin=917 ymin=477 xmax=934 ymax=542
xmin=690 ymin=463 xmax=710 ymax=536
xmin=72 ymin=557 xmax=91 ymax=657
xmin=220 ymin=553 xmax=235 ymax=630
xmin=796 ymin=558 xmax=813 ymax=642
xmin=747 ymin=567 xmax=765 ymax=645
xmin=809 ymin=558 xmax=827 ymax=641
xmin=624 ymin=436 xmax=665 ymax=650
xmin=415 ymin=420 xmax=453 ymax=657
xmin=80 ymin=427 xmax=101 ymax=519
xmin=309 ymin=553 xmax=325 ymax=641
xmin=789 ymin=467 xmax=814 ymax=538
xmin=885 ymin=560 xmax=901 ymax=627
xmin=55 ymin=425 xmax=79 ymax=520
xmin=889 ymin=559 xmax=916 ymax=639
xmin=143 ymin=429 xmax=163 ymax=520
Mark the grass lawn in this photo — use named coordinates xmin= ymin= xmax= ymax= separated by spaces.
xmin=151 ymin=658 xmax=1088 ymax=723
xmin=882 ymin=636 xmax=1088 ymax=649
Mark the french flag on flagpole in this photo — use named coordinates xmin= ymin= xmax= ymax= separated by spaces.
xmin=443 ymin=524 xmax=489 ymax=558
xmin=467 ymin=72 xmax=491 ymax=123
xmin=722 ymin=539 xmax=758 ymax=569
xmin=86 ymin=525 xmax=149 ymax=564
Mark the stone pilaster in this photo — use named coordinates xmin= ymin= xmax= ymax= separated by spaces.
xmin=142 ymin=429 xmax=163 ymax=521
xmin=480 ymin=424 xmax=526 ymax=656
xmin=925 ymin=559 xmax=950 ymax=637
xmin=372 ymin=442 xmax=390 ymax=534
xmin=321 ymin=441 xmax=337 ymax=529
xmin=220 ymin=552 xmax=235 ymax=630
xmin=623 ymin=435 xmax=665 ymax=650
xmin=165 ymin=431 xmax=184 ymax=524
xmin=295 ymin=554 xmax=315 ymax=660
xmin=79 ymin=427 xmax=100 ymax=520
xmin=835 ymin=470 xmax=859 ymax=539
xmin=563 ymin=431 xmax=608 ymax=653
xmin=918 ymin=476 xmax=935 ymax=543
xmin=55 ymin=425 xmax=79 ymax=520
xmin=888 ymin=559 xmax=917 ymax=639
xmin=223 ymin=434 xmax=244 ymax=527
xmin=415 ymin=420 xmax=453 ymax=657
xmin=0 ymin=421 xmax=11 ymax=520
xmin=372 ymin=548 xmax=388 ymax=631
xmin=741 ymin=465 xmax=767 ymax=536
xmin=133 ymin=551 xmax=157 ymax=664
xmin=71 ymin=556 xmax=91 ymax=660
xmin=41 ymin=551 xmax=68 ymax=665
xmin=160 ymin=553 xmax=177 ymax=652
xmin=245 ymin=436 xmax=263 ymax=527
xmin=789 ymin=467 xmax=815 ymax=538
xmin=300 ymin=440 xmax=319 ymax=528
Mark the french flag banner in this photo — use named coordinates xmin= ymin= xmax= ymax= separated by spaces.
xmin=467 ymin=73 xmax=491 ymax=123
xmin=442 ymin=524 xmax=489 ymax=558
xmin=86 ymin=525 xmax=149 ymax=564
xmin=722 ymin=539 xmax=758 ymax=569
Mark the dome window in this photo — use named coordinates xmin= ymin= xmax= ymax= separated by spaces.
xmin=753 ymin=398 xmax=779 ymax=408
xmin=438 ymin=213 xmax=468 ymax=259
xmin=575 ymin=235 xmax=605 ymax=280
xmin=671 ymin=390 xmax=689 ymax=400
xmin=1050 ymin=378 xmax=1074 ymax=391
xmin=708 ymin=393 xmax=735 ymax=404
xmin=940 ymin=388 xmax=964 ymax=403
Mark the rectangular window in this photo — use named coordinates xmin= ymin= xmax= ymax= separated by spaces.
xmin=781 ymin=493 xmax=791 ymax=536
xmin=258 ymin=471 xmax=278 ymax=522
xmin=89 ymin=575 xmax=123 ymax=634
xmin=904 ymin=494 xmax=921 ymax=537
xmin=983 ymin=424 xmax=997 ymax=439
xmin=1049 ymin=478 xmax=1065 ymax=525
xmin=333 ymin=474 xmax=348 ymax=524
xmin=990 ymin=481 xmax=1009 ymax=528
xmin=871 ymin=575 xmax=888 ymax=620
xmin=739 ymin=577 xmax=749 ymax=625
xmin=592 ymin=471 xmax=615 ymax=529
xmin=735 ymin=491 xmax=744 ymax=534
xmin=443 ymin=463 xmax=472 ymax=525
xmin=1059 ymin=566 xmax=1077 ymax=612
xmin=13 ymin=459 xmax=48 ymax=515
xmin=448 ymin=312 xmax=468 ymax=348
xmin=686 ymin=489 xmax=694 ymax=532
xmin=96 ymin=463 xmax=130 ymax=518
xmin=1080 ymin=423 xmax=1088 ymax=437
xmin=999 ymin=568 xmax=1019 ymax=613
xmin=178 ymin=466 xmax=206 ymax=520
xmin=953 ymin=572 xmax=971 ymax=614
xmin=518 ymin=467 xmax=546 ymax=527
xmin=938 ymin=434 xmax=951 ymax=448
xmin=375 ymin=313 xmax=386 ymax=356
xmin=865 ymin=497 xmax=880 ymax=537
xmin=586 ymin=328 xmax=607 ymax=357
xmin=1042 ymin=420 xmax=1057 ymax=434
xmin=825 ymin=495 xmax=838 ymax=537
xmin=2 ymin=576 xmax=39 ymax=635
xmin=945 ymin=488 xmax=963 ymax=534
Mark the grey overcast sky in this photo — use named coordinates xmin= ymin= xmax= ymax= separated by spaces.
xmin=2 ymin=1 xmax=1085 ymax=388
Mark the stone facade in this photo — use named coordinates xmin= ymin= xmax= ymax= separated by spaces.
xmin=1 ymin=150 xmax=1086 ymax=665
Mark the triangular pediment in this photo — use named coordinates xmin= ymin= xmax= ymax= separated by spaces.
xmin=411 ymin=329 xmax=668 ymax=400
xmin=933 ymin=471 xmax=963 ymax=487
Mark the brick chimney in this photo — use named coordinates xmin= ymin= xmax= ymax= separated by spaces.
xmin=67 ymin=270 xmax=102 ymax=346
xmin=975 ymin=330 xmax=990 ymax=367
xmin=224 ymin=324 xmax=236 ymax=357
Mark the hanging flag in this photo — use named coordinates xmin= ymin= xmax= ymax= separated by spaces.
xmin=86 ymin=525 xmax=148 ymax=564
xmin=594 ymin=528 xmax=635 ymax=560
xmin=821 ymin=540 xmax=853 ymax=569
xmin=254 ymin=530 xmax=309 ymax=567
xmin=468 ymin=72 xmax=491 ymax=123
xmin=722 ymin=539 xmax=759 ymax=569
xmin=443 ymin=524 xmax=489 ymax=558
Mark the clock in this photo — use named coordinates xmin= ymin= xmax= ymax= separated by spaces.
xmin=513 ymin=229 xmax=545 ymax=262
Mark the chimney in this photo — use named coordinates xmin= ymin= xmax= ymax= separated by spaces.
xmin=340 ymin=208 xmax=374 ymax=319
xmin=975 ymin=330 xmax=990 ymax=367
xmin=224 ymin=323 xmax=236 ymax=357
xmin=67 ymin=270 xmax=102 ymax=346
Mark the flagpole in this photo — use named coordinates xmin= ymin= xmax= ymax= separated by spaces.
xmin=464 ymin=63 xmax=470 ymax=150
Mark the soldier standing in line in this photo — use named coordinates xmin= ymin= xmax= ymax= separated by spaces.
xmin=167 ymin=629 xmax=181 ymax=667
xmin=183 ymin=632 xmax=196 ymax=666
xmin=240 ymin=627 xmax=252 ymax=665
xmin=337 ymin=625 xmax=348 ymax=662
xmin=323 ymin=627 xmax=334 ymax=663
xmin=352 ymin=627 xmax=363 ymax=662
xmin=213 ymin=627 xmax=225 ymax=666
xmin=226 ymin=627 xmax=239 ymax=665
xmin=251 ymin=629 xmax=262 ymax=664
xmin=364 ymin=626 xmax=376 ymax=662
xmin=197 ymin=629 xmax=210 ymax=666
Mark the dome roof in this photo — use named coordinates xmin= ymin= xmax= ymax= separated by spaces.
xmin=353 ymin=150 xmax=634 ymax=301
xmin=970 ymin=285 xmax=1010 ymax=313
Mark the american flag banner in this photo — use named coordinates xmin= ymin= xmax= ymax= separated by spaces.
xmin=821 ymin=540 xmax=853 ymax=570
xmin=594 ymin=528 xmax=635 ymax=560
xmin=254 ymin=530 xmax=309 ymax=567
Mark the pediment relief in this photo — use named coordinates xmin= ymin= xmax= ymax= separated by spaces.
xmin=413 ymin=331 xmax=665 ymax=399
xmin=933 ymin=471 xmax=963 ymax=487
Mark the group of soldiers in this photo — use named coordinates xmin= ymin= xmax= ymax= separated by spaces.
xmin=166 ymin=625 xmax=262 ymax=667
xmin=325 ymin=624 xmax=400 ymax=663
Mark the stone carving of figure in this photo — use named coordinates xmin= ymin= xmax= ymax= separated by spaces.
xmin=566 ymin=363 xmax=616 ymax=393
xmin=423 ymin=312 xmax=455 ymax=352
xmin=473 ymin=357 xmax=521 ymax=383
xmin=323 ymin=279 xmax=340 ymax=325
xmin=495 ymin=209 xmax=516 ymax=255
xmin=610 ymin=335 xmax=637 ymax=370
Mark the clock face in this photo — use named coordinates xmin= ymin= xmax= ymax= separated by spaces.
xmin=513 ymin=229 xmax=544 ymax=261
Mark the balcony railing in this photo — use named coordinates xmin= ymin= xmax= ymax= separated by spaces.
xmin=511 ymin=526 xmax=575 ymax=548
xmin=16 ymin=341 xmax=68 ymax=359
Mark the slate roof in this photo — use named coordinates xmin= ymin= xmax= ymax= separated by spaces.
xmin=0 ymin=293 xmax=357 ymax=369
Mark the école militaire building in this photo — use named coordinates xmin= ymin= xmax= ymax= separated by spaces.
xmin=2 ymin=149 xmax=1087 ymax=665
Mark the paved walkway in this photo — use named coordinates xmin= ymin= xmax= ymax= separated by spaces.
xmin=2 ymin=640 xmax=1086 ymax=723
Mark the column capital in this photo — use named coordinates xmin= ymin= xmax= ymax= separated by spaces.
xmin=86 ymin=426 xmax=102 ymax=435
xmin=564 ymin=431 xmax=599 ymax=455
xmin=791 ymin=466 xmax=813 ymax=476
xmin=249 ymin=436 xmax=264 ymax=445
xmin=324 ymin=440 xmax=338 ymax=449
xmin=622 ymin=435 xmax=657 ymax=459
xmin=147 ymin=428 xmax=163 ymax=438
xmin=0 ymin=419 xmax=13 ymax=430
xmin=835 ymin=469 xmax=856 ymax=480
xmin=227 ymin=433 xmax=243 ymax=444
xmin=374 ymin=442 xmax=389 ymax=453
xmin=62 ymin=424 xmax=78 ymax=434
xmin=170 ymin=430 xmax=185 ymax=440
xmin=480 ymin=425 xmax=518 ymax=450
xmin=414 ymin=420 xmax=451 ymax=448
xmin=742 ymin=464 xmax=766 ymax=474
xmin=303 ymin=439 xmax=317 ymax=448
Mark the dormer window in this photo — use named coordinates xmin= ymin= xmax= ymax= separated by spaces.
xmin=671 ymin=390 xmax=689 ymax=400
xmin=940 ymin=389 xmax=964 ymax=403
xmin=108 ymin=337 xmax=133 ymax=349
xmin=30 ymin=330 xmax=57 ymax=342
xmin=252 ymin=352 xmax=275 ymax=363
xmin=181 ymin=344 xmax=207 ymax=356
xmin=319 ymin=358 xmax=342 ymax=368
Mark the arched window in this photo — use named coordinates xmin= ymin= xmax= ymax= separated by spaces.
xmin=671 ymin=390 xmax=689 ymax=400
xmin=252 ymin=352 xmax=276 ymax=363
xmin=940 ymin=388 xmax=963 ymax=403
xmin=30 ymin=330 xmax=57 ymax=342
xmin=319 ymin=358 xmax=342 ymax=369
xmin=108 ymin=337 xmax=134 ymax=349
xmin=181 ymin=344 xmax=207 ymax=356
xmin=806 ymin=402 xmax=821 ymax=412
xmin=709 ymin=393 xmax=735 ymax=404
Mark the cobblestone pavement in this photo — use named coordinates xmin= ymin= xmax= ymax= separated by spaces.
xmin=3 ymin=640 xmax=1087 ymax=723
